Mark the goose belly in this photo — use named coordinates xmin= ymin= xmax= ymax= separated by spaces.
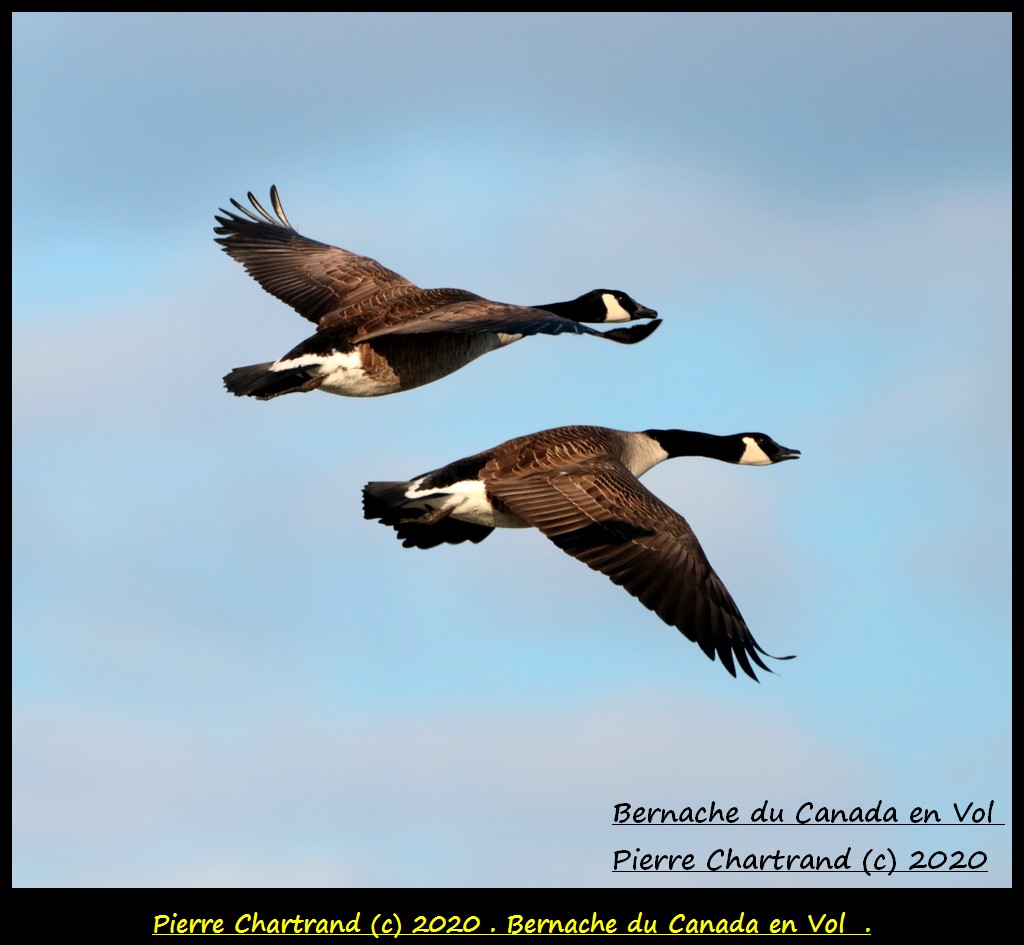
xmin=367 ymin=334 xmax=519 ymax=392
xmin=272 ymin=334 xmax=522 ymax=397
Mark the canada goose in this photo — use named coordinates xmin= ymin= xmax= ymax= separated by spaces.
xmin=215 ymin=187 xmax=660 ymax=399
xmin=363 ymin=425 xmax=799 ymax=680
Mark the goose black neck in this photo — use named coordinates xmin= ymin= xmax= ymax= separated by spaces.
xmin=534 ymin=298 xmax=585 ymax=321
xmin=643 ymin=430 xmax=742 ymax=463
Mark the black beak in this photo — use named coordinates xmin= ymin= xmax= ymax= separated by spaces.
xmin=634 ymin=304 xmax=658 ymax=319
xmin=775 ymin=447 xmax=801 ymax=462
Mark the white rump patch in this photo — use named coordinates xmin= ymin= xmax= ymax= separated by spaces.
xmin=601 ymin=293 xmax=632 ymax=322
xmin=739 ymin=436 xmax=773 ymax=466
xmin=403 ymin=475 xmax=452 ymax=500
xmin=270 ymin=350 xmax=362 ymax=372
xmin=405 ymin=478 xmax=525 ymax=528
xmin=272 ymin=349 xmax=399 ymax=397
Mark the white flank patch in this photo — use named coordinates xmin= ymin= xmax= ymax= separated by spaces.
xmin=601 ymin=293 xmax=632 ymax=322
xmin=739 ymin=436 xmax=773 ymax=466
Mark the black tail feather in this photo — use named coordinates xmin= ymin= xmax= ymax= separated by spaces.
xmin=362 ymin=482 xmax=418 ymax=522
xmin=363 ymin=482 xmax=494 ymax=549
xmin=223 ymin=363 xmax=322 ymax=399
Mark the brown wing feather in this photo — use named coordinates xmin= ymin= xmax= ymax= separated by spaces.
xmin=345 ymin=296 xmax=602 ymax=344
xmin=485 ymin=459 xmax=774 ymax=680
xmin=214 ymin=186 xmax=418 ymax=326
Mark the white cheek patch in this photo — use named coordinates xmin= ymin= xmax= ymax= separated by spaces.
xmin=739 ymin=436 xmax=773 ymax=466
xmin=600 ymin=293 xmax=632 ymax=322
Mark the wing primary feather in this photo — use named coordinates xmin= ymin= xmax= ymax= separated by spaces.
xmin=245 ymin=190 xmax=278 ymax=226
xmin=227 ymin=197 xmax=264 ymax=224
xmin=269 ymin=185 xmax=292 ymax=230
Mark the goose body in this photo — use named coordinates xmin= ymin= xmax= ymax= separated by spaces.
xmin=363 ymin=425 xmax=800 ymax=680
xmin=216 ymin=188 xmax=660 ymax=399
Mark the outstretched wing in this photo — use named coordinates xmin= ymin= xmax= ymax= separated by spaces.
xmin=485 ymin=459 xmax=784 ymax=680
xmin=345 ymin=297 xmax=662 ymax=346
xmin=214 ymin=186 xmax=418 ymax=326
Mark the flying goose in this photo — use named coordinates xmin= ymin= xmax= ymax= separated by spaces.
xmin=215 ymin=187 xmax=660 ymax=399
xmin=363 ymin=425 xmax=800 ymax=680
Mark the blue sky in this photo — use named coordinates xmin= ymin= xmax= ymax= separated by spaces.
xmin=13 ymin=12 xmax=1010 ymax=888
